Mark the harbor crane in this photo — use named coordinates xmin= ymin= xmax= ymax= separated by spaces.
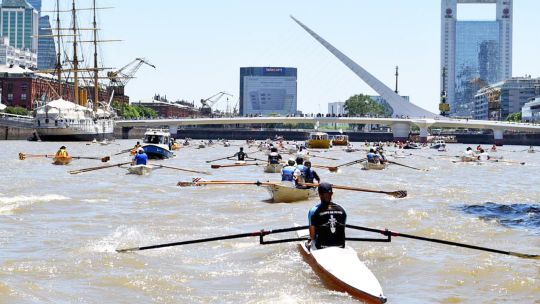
xmin=200 ymin=91 xmax=233 ymax=115
xmin=107 ymin=58 xmax=156 ymax=104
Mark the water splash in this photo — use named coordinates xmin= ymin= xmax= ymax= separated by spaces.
xmin=459 ymin=203 xmax=540 ymax=233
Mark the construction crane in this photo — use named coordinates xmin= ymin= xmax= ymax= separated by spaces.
xmin=200 ymin=91 xmax=233 ymax=115
xmin=107 ymin=58 xmax=156 ymax=104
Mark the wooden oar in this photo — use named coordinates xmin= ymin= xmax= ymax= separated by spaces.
xmin=177 ymin=180 xmax=278 ymax=187
xmin=346 ymin=224 xmax=540 ymax=260
xmin=205 ymin=156 xmax=232 ymax=163
xmin=155 ymin=164 xmax=210 ymax=175
xmin=112 ymin=148 xmax=134 ymax=156
xmin=302 ymin=182 xmax=407 ymax=198
xmin=116 ymin=225 xmax=309 ymax=253
xmin=68 ymin=162 xmax=131 ymax=174
xmin=19 ymin=153 xmax=110 ymax=162
xmin=309 ymin=154 xmax=339 ymax=161
xmin=311 ymin=164 xmax=338 ymax=172
xmin=72 ymin=156 xmax=110 ymax=162
xmin=210 ymin=163 xmax=261 ymax=169
xmin=335 ymin=158 xmax=366 ymax=168
xmin=491 ymin=159 xmax=525 ymax=165
xmin=388 ymin=160 xmax=428 ymax=171
xmin=18 ymin=153 xmax=51 ymax=160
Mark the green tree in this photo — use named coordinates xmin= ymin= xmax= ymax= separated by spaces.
xmin=506 ymin=112 xmax=522 ymax=122
xmin=344 ymin=94 xmax=389 ymax=117
xmin=4 ymin=106 xmax=29 ymax=116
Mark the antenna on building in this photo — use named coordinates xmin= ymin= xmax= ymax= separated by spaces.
xmin=394 ymin=66 xmax=399 ymax=94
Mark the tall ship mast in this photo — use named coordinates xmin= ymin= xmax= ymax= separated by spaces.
xmin=33 ymin=0 xmax=115 ymax=141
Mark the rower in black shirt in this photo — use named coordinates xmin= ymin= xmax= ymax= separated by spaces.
xmin=231 ymin=147 xmax=248 ymax=161
xmin=307 ymin=182 xmax=347 ymax=249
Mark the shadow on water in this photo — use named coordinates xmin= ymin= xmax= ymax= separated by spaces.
xmin=459 ymin=202 xmax=540 ymax=233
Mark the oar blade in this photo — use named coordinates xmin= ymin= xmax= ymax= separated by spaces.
xmin=177 ymin=181 xmax=196 ymax=187
xmin=510 ymin=252 xmax=540 ymax=259
xmin=116 ymin=247 xmax=140 ymax=253
xmin=390 ymin=190 xmax=407 ymax=198
xmin=328 ymin=167 xmax=338 ymax=172
xmin=18 ymin=153 xmax=25 ymax=160
xmin=211 ymin=164 xmax=220 ymax=169
xmin=101 ymin=156 xmax=111 ymax=162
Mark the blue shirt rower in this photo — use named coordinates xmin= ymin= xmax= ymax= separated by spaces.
xmin=132 ymin=148 xmax=148 ymax=165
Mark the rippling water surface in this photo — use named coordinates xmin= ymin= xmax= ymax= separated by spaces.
xmin=1 ymin=140 xmax=539 ymax=303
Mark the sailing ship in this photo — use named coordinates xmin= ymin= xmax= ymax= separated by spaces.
xmin=33 ymin=0 xmax=115 ymax=141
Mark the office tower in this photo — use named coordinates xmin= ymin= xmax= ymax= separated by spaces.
xmin=441 ymin=0 xmax=512 ymax=117
xmin=0 ymin=0 xmax=39 ymax=52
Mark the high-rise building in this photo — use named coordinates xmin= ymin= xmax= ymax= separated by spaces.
xmin=0 ymin=0 xmax=39 ymax=52
xmin=239 ymin=67 xmax=297 ymax=116
xmin=441 ymin=0 xmax=512 ymax=118
xmin=328 ymin=102 xmax=346 ymax=115
xmin=25 ymin=0 xmax=40 ymax=12
xmin=37 ymin=15 xmax=55 ymax=69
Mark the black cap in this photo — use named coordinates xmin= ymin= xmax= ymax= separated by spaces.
xmin=60 ymin=146 xmax=66 ymax=149
xmin=318 ymin=182 xmax=333 ymax=194
xmin=296 ymin=157 xmax=304 ymax=164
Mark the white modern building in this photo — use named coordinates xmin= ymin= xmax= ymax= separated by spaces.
xmin=441 ymin=0 xmax=512 ymax=117
xmin=0 ymin=36 xmax=37 ymax=68
xmin=522 ymin=97 xmax=540 ymax=123
xmin=327 ymin=101 xmax=346 ymax=115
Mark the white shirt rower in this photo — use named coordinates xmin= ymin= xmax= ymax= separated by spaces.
xmin=477 ymin=150 xmax=490 ymax=161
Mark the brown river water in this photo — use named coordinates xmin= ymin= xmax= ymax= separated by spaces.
xmin=0 ymin=140 xmax=539 ymax=303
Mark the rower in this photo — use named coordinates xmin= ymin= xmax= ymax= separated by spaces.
xmin=132 ymin=148 xmax=148 ymax=165
xmin=134 ymin=141 xmax=141 ymax=149
xmin=232 ymin=147 xmax=248 ymax=161
xmin=490 ymin=144 xmax=497 ymax=152
xmin=477 ymin=149 xmax=490 ymax=161
xmin=476 ymin=144 xmax=482 ymax=152
xmin=463 ymin=147 xmax=475 ymax=157
xmin=55 ymin=145 xmax=69 ymax=158
xmin=528 ymin=145 xmax=535 ymax=153
xmin=281 ymin=158 xmax=297 ymax=183
xmin=267 ymin=147 xmax=282 ymax=164
xmin=296 ymin=146 xmax=308 ymax=160
xmin=307 ymin=182 xmax=347 ymax=250
xmin=366 ymin=148 xmax=377 ymax=163
xmin=302 ymin=160 xmax=320 ymax=186
xmin=377 ymin=148 xmax=387 ymax=164
xmin=293 ymin=157 xmax=308 ymax=188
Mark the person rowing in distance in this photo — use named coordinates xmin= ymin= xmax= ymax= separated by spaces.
xmin=267 ymin=147 xmax=282 ymax=164
xmin=281 ymin=158 xmax=297 ymax=184
xmin=132 ymin=147 xmax=148 ymax=165
xmin=55 ymin=145 xmax=69 ymax=158
xmin=528 ymin=146 xmax=535 ymax=153
xmin=463 ymin=147 xmax=475 ymax=157
xmin=367 ymin=148 xmax=378 ymax=164
xmin=490 ymin=144 xmax=497 ymax=152
xmin=376 ymin=148 xmax=388 ymax=164
xmin=477 ymin=149 xmax=490 ymax=162
xmin=229 ymin=147 xmax=248 ymax=162
xmin=307 ymin=182 xmax=347 ymax=250
xmin=293 ymin=157 xmax=308 ymax=188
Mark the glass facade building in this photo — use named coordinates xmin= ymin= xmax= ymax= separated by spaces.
xmin=441 ymin=0 xmax=512 ymax=118
xmin=0 ymin=0 xmax=39 ymax=52
xmin=37 ymin=15 xmax=55 ymax=69
xmin=239 ymin=67 xmax=297 ymax=116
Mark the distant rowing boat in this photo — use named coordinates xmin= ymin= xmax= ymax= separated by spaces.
xmin=127 ymin=164 xmax=152 ymax=175
xmin=264 ymin=163 xmax=282 ymax=173
xmin=362 ymin=162 xmax=387 ymax=170
xmin=296 ymin=229 xmax=387 ymax=303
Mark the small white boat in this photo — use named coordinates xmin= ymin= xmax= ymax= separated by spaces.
xmin=100 ymin=139 xmax=110 ymax=146
xmin=91 ymin=138 xmax=97 ymax=143
xmin=265 ymin=183 xmax=317 ymax=203
xmin=362 ymin=162 xmax=388 ymax=170
xmin=296 ymin=229 xmax=386 ymax=303
xmin=264 ymin=163 xmax=282 ymax=173
xmin=198 ymin=143 xmax=206 ymax=149
xmin=127 ymin=164 xmax=152 ymax=175
xmin=528 ymin=148 xmax=535 ymax=153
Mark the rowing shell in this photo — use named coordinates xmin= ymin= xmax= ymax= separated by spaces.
xmin=362 ymin=162 xmax=387 ymax=170
xmin=53 ymin=156 xmax=72 ymax=165
xmin=265 ymin=183 xmax=318 ymax=203
xmin=296 ymin=229 xmax=387 ymax=303
xmin=264 ymin=163 xmax=282 ymax=173
xmin=127 ymin=164 xmax=152 ymax=175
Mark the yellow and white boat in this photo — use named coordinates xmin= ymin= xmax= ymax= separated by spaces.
xmin=331 ymin=134 xmax=349 ymax=146
xmin=306 ymin=132 xmax=331 ymax=149
xmin=127 ymin=164 xmax=152 ymax=175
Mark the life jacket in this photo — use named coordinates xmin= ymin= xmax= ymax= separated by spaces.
xmin=56 ymin=149 xmax=68 ymax=158
xmin=367 ymin=152 xmax=376 ymax=162
xmin=281 ymin=166 xmax=295 ymax=181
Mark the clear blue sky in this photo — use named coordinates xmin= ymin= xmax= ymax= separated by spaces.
xmin=41 ymin=1 xmax=540 ymax=114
